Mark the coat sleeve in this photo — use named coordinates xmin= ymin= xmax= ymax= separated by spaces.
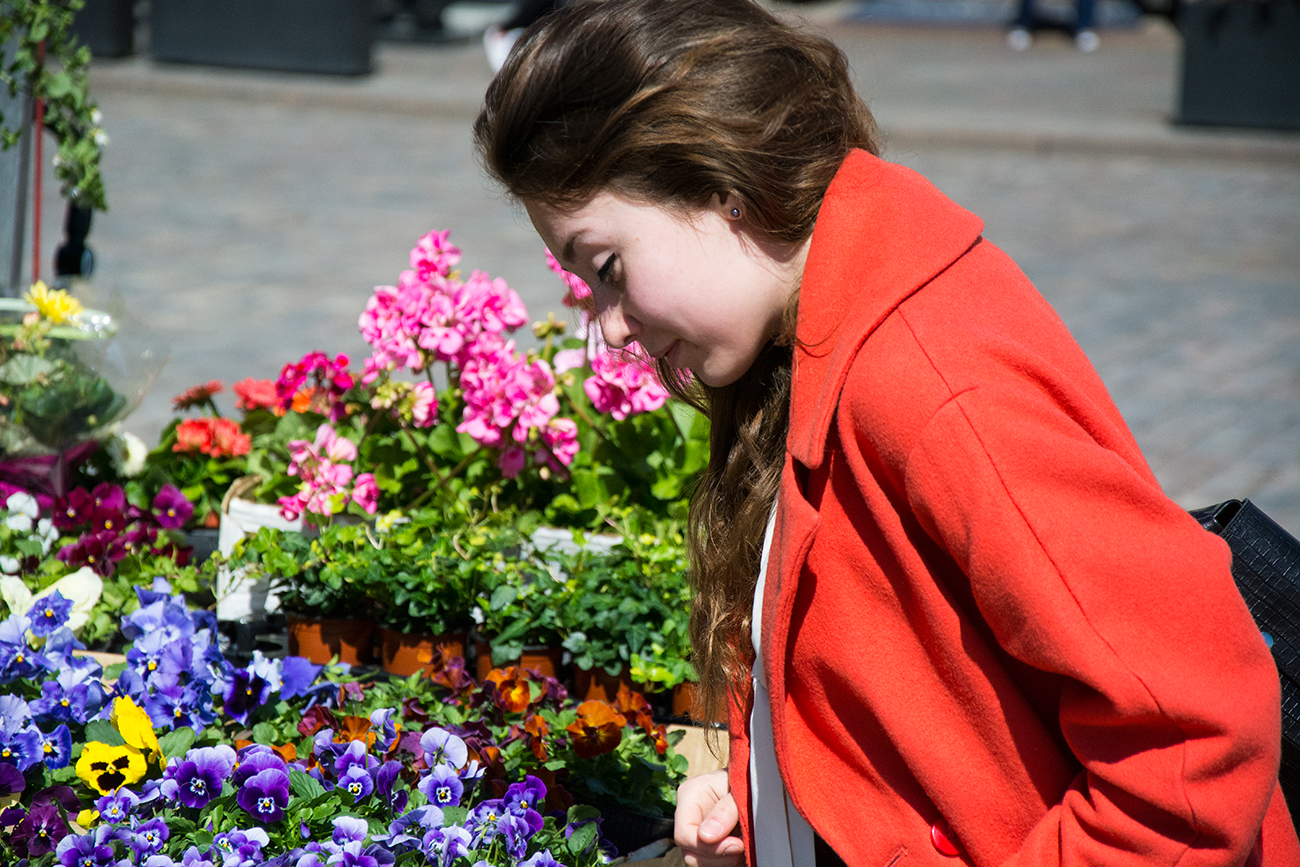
xmin=852 ymin=303 xmax=1282 ymax=866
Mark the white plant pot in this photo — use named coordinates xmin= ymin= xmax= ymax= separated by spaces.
xmin=216 ymin=479 xmax=302 ymax=622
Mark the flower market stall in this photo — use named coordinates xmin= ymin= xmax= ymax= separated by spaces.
xmin=0 ymin=233 xmax=714 ymax=866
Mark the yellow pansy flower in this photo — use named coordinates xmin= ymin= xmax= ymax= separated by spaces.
xmin=23 ymin=281 xmax=84 ymax=324
xmin=76 ymin=741 xmax=146 ymax=795
xmin=76 ymin=808 xmax=100 ymax=829
xmin=112 ymin=696 xmax=161 ymax=764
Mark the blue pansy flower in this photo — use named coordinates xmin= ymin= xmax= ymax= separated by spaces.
xmin=279 ymin=656 xmax=322 ymax=700
xmin=418 ymin=763 xmax=463 ymax=808
xmin=129 ymin=817 xmax=171 ymax=859
xmin=236 ymin=768 xmax=291 ymax=825
xmin=95 ymin=788 xmax=139 ymax=824
xmin=38 ymin=723 xmax=72 ymax=769
xmin=26 ymin=591 xmax=71 ymax=638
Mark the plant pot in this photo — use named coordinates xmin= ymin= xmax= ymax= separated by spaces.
xmin=672 ymin=682 xmax=702 ymax=720
xmin=151 ymin=0 xmax=373 ymax=75
xmin=474 ymin=639 xmax=565 ymax=682
xmin=287 ymin=612 xmax=374 ymax=666
xmin=378 ymin=627 xmax=466 ymax=677
xmin=216 ymin=476 xmax=303 ymax=623
xmin=1177 ymin=0 xmax=1300 ymax=131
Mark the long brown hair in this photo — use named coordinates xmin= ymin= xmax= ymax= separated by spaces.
xmin=474 ymin=0 xmax=879 ymax=727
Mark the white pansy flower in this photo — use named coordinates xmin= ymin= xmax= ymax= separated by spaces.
xmin=108 ymin=431 xmax=148 ymax=478
xmin=4 ymin=492 xmax=39 ymax=534
xmin=0 ymin=575 xmax=31 ymax=616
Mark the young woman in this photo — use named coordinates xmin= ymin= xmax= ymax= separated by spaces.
xmin=473 ymin=1 xmax=1300 ymax=864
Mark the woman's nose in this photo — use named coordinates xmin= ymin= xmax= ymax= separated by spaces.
xmin=595 ymin=295 xmax=638 ymax=349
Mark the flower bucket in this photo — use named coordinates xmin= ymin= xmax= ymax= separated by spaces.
xmin=287 ymin=612 xmax=374 ymax=665
xmin=377 ymin=627 xmax=467 ymax=677
xmin=474 ymin=639 xmax=565 ymax=682
xmin=595 ymin=806 xmax=676 ymax=857
xmin=217 ymin=476 xmax=302 ymax=622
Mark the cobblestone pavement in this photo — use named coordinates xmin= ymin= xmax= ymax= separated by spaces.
xmin=38 ymin=7 xmax=1300 ymax=530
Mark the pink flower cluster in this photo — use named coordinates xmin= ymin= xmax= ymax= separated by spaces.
xmin=360 ymin=231 xmax=529 ymax=382
xmin=456 ymin=343 xmax=578 ymax=478
xmin=276 ymin=352 xmax=354 ymax=422
xmin=359 ymin=230 xmax=576 ymax=478
xmin=278 ymin=424 xmax=377 ymax=520
xmin=545 ymin=248 xmax=592 ymax=308
xmin=582 ymin=352 xmax=670 ymax=421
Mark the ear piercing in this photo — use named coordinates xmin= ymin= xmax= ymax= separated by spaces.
xmin=730 ymin=207 xmax=741 ymax=219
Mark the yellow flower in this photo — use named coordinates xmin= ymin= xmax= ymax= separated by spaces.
xmin=23 ymin=281 xmax=83 ymax=324
xmin=76 ymin=741 xmax=146 ymax=795
xmin=112 ymin=696 xmax=161 ymax=764
xmin=76 ymin=808 xmax=100 ymax=829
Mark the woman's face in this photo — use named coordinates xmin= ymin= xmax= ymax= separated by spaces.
xmin=525 ymin=191 xmax=806 ymax=388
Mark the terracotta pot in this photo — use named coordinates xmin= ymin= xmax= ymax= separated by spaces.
xmin=574 ymin=666 xmax=636 ymax=703
xmin=378 ymin=627 xmax=467 ymax=677
xmin=672 ymin=682 xmax=702 ymax=720
xmin=287 ymin=613 xmax=374 ymax=665
xmin=474 ymin=640 xmax=565 ymax=682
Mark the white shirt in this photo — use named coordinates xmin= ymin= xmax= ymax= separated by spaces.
xmin=748 ymin=509 xmax=817 ymax=867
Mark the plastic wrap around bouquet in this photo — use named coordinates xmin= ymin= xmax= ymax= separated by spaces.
xmin=0 ymin=284 xmax=163 ymax=494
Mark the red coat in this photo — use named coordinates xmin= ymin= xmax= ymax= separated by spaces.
xmin=727 ymin=150 xmax=1300 ymax=867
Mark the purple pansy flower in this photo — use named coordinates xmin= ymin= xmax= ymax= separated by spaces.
xmin=418 ymin=763 xmax=463 ymax=808
xmin=233 ymin=744 xmax=288 ymax=788
xmin=333 ymin=739 xmax=378 ymax=775
xmin=129 ymin=817 xmax=171 ymax=858
xmin=222 ymin=667 xmax=272 ymax=726
xmin=237 ymin=767 xmax=291 ymax=824
xmin=504 ymin=775 xmax=547 ymax=814
xmin=162 ymin=745 xmax=236 ymax=809
xmin=55 ymin=826 xmax=118 ymax=867
xmin=38 ymin=723 xmax=72 ymax=769
xmin=339 ymin=764 xmax=375 ymax=801
xmin=278 ymin=656 xmax=322 ymax=700
xmin=212 ymin=828 xmax=270 ymax=867
xmin=420 ymin=825 xmax=471 ymax=867
xmin=419 ymin=727 xmax=468 ymax=770
xmin=498 ymin=812 xmax=535 ymax=860
xmin=96 ymin=788 xmax=139 ymax=824
xmin=27 ymin=591 xmax=71 ymax=637
xmin=14 ymin=799 xmax=71 ymax=857
xmin=375 ymin=760 xmax=408 ymax=815
xmin=519 ymin=850 xmax=566 ymax=867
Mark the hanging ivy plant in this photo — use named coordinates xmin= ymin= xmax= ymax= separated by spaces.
xmin=0 ymin=0 xmax=107 ymax=211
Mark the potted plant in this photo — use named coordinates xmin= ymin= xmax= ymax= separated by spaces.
xmin=551 ymin=515 xmax=696 ymax=704
xmin=229 ymin=525 xmax=376 ymax=665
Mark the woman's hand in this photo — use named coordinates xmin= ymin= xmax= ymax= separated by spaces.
xmin=675 ymin=769 xmax=745 ymax=867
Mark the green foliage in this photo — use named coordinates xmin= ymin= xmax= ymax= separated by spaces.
xmin=0 ymin=0 xmax=106 ymax=210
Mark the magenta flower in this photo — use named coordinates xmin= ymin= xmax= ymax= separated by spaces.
xmin=409 ymin=229 xmax=461 ymax=283
xmin=152 ymin=485 xmax=193 ymax=530
xmin=351 ymin=474 xmax=378 ymax=514
xmin=410 ymin=382 xmax=437 ymax=427
xmin=545 ymin=247 xmax=592 ymax=306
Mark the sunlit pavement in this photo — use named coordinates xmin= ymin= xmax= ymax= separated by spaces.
xmin=41 ymin=2 xmax=1299 ymax=529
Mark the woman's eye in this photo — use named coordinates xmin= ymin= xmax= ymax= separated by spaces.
xmin=596 ymin=254 xmax=616 ymax=285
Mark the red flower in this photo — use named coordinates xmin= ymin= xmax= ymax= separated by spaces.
xmin=566 ymin=700 xmax=626 ymax=759
xmin=524 ymin=713 xmax=550 ymax=761
xmin=232 ymin=377 xmax=279 ymax=412
xmin=172 ymin=417 xmax=250 ymax=458
xmin=173 ymin=379 xmax=224 ymax=411
xmin=297 ymin=705 xmax=339 ymax=738
xmin=210 ymin=417 xmax=251 ymax=457
xmin=173 ymin=418 xmax=213 ymax=454
xmin=486 ymin=667 xmax=533 ymax=714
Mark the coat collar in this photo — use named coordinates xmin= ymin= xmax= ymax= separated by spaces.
xmin=789 ymin=150 xmax=985 ymax=469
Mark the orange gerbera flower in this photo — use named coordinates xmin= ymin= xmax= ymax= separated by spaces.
xmin=566 ymin=701 xmax=627 ymax=759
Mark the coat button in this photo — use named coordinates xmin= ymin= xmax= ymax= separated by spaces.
xmin=930 ymin=821 xmax=960 ymax=857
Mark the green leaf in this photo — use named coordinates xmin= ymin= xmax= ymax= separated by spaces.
xmin=158 ymin=727 xmax=195 ymax=760
xmin=290 ymin=768 xmax=327 ymax=800
xmin=83 ymin=720 xmax=124 ymax=747
xmin=567 ymin=821 xmax=598 ymax=855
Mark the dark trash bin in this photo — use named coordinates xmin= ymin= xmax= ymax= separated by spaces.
xmin=1177 ymin=0 xmax=1300 ymax=131
xmin=150 ymin=0 xmax=373 ymax=76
